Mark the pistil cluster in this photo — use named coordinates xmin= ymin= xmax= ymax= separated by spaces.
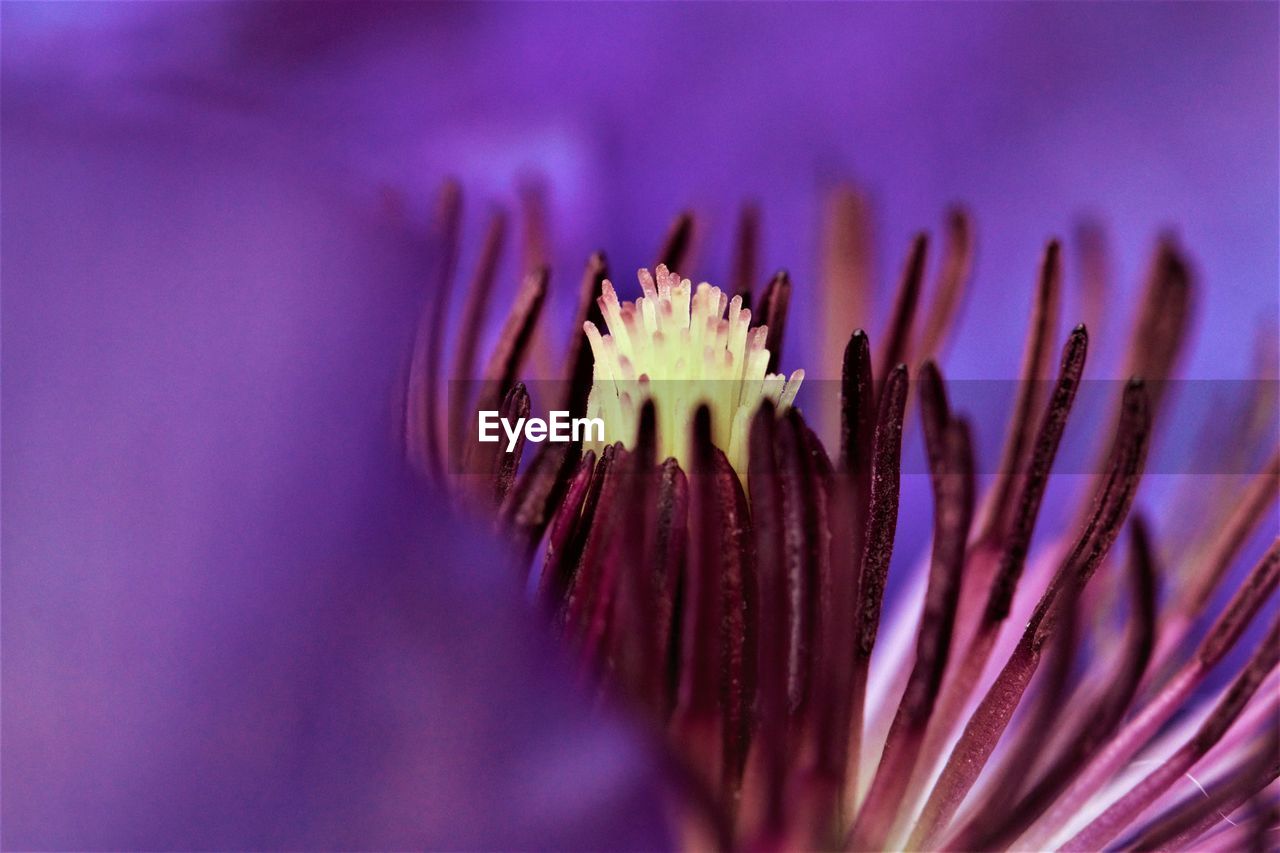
xmin=583 ymin=264 xmax=803 ymax=476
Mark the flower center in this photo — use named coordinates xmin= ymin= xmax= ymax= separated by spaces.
xmin=582 ymin=264 xmax=804 ymax=474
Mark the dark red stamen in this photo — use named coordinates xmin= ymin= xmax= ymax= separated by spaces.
xmin=491 ymin=381 xmax=530 ymax=507
xmin=851 ymin=366 xmax=973 ymax=851
xmin=449 ymin=210 xmax=508 ymax=446
xmin=731 ymin=203 xmax=760 ymax=309
xmin=847 ymin=363 xmax=908 ymax=798
xmin=874 ymin=235 xmax=925 ymax=400
xmin=499 ymin=442 xmax=580 ymax=566
xmin=961 ymin=513 xmax=1160 ymax=850
xmin=538 ymin=449 xmax=596 ymax=603
xmin=757 ymin=270 xmax=791 ymax=375
xmin=917 ymin=208 xmax=974 ymax=361
xmin=479 ymin=265 xmax=548 ymax=397
xmin=910 ymin=379 xmax=1150 ymax=850
xmin=657 ymin=211 xmax=695 ymax=272
xmin=563 ymin=252 xmax=608 ymax=418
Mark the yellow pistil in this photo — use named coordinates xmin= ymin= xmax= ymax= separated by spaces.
xmin=583 ymin=265 xmax=804 ymax=475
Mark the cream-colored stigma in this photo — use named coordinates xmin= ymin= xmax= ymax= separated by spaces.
xmin=582 ymin=265 xmax=804 ymax=476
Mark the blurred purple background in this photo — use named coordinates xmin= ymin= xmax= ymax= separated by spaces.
xmin=3 ymin=2 xmax=1276 ymax=849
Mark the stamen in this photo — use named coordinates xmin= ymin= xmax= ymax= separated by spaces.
xmin=756 ymin=271 xmax=791 ymax=374
xmin=946 ymin=525 xmax=1088 ymax=851
xmin=731 ymin=203 xmax=760 ymax=309
xmin=875 ymin=234 xmax=926 ymax=401
xmin=917 ymin=207 xmax=974 ymax=361
xmin=929 ymin=244 xmax=1060 ymax=729
xmin=747 ymin=401 xmax=788 ymax=833
xmin=1124 ymin=236 xmax=1194 ymax=417
xmin=538 ymin=449 xmax=597 ymax=604
xmin=713 ymin=441 xmax=754 ymax=798
xmin=517 ymin=184 xmax=556 ymax=379
xmin=846 ymin=363 xmax=909 ymax=809
xmin=1119 ymin=732 xmax=1280 ymax=851
xmin=820 ymin=186 xmax=875 ymax=382
xmin=972 ymin=515 xmax=1159 ymax=850
xmin=458 ymin=266 xmax=549 ymax=496
xmin=985 ymin=324 xmax=1089 ymax=625
xmin=517 ymin=178 xmax=550 ymax=269
xmin=564 ymin=445 xmax=630 ymax=654
xmin=1197 ymin=539 xmax=1280 ymax=667
xmin=491 ymin=381 xmax=530 ymax=507
xmin=670 ymin=407 xmax=745 ymax=804
xmin=1168 ymin=450 xmax=1279 ymax=647
xmin=406 ymin=180 xmax=462 ymax=484
xmin=544 ymin=445 xmax=612 ymax=610
xmin=657 ymin=211 xmax=695 ymax=272
xmin=649 ymin=457 xmax=689 ymax=715
xmin=1074 ymin=219 xmax=1110 ymax=346
xmin=839 ymin=329 xmax=875 ymax=488
xmin=449 ymin=210 xmax=508 ymax=447
xmin=1025 ymin=538 xmax=1280 ymax=848
xmin=851 ymin=366 xmax=973 ymax=851
xmin=905 ymin=324 xmax=1087 ymax=804
xmin=502 ymin=442 xmax=580 ymax=566
xmin=857 ymin=363 xmax=910 ymax=659
xmin=778 ymin=409 xmax=824 ymax=716
xmin=794 ymin=414 xmax=836 ymax=719
xmin=480 ymin=266 xmax=548 ymax=395
xmin=606 ymin=402 xmax=659 ymax=702
xmin=908 ymin=379 xmax=1151 ymax=850
xmin=977 ymin=239 xmax=1063 ymax=550
xmin=806 ymin=449 xmax=863 ymax=831
xmin=1063 ymin=614 xmax=1280 ymax=851
xmin=563 ymin=252 xmax=609 ymax=418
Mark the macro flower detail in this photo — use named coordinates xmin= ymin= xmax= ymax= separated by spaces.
xmin=405 ymin=183 xmax=1279 ymax=851
xmin=7 ymin=5 xmax=1278 ymax=851
xmin=583 ymin=264 xmax=804 ymax=476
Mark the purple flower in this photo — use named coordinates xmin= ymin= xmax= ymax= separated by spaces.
xmin=4 ymin=3 xmax=1277 ymax=850
xmin=421 ymin=182 xmax=1276 ymax=848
